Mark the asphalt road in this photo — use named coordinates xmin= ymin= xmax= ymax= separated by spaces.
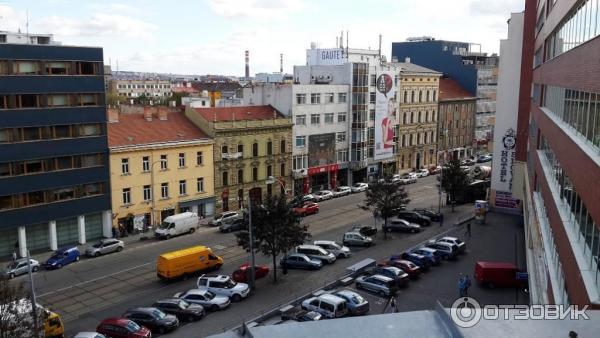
xmin=23 ymin=175 xmax=466 ymax=336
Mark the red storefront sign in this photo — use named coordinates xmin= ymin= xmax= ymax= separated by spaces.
xmin=307 ymin=164 xmax=339 ymax=176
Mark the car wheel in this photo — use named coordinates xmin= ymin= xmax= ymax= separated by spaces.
xmin=158 ymin=327 xmax=165 ymax=334
xmin=32 ymin=266 xmax=39 ymax=272
xmin=8 ymin=273 xmax=14 ymax=279
xmin=57 ymin=263 xmax=62 ymax=268
xmin=94 ymin=252 xmax=100 ymax=257
xmin=166 ymin=234 xmax=171 ymax=240
xmin=189 ymin=227 xmax=196 ymax=234
xmin=75 ymin=256 xmax=80 ymax=261
xmin=116 ymin=246 xmax=123 ymax=252
xmin=338 ymin=253 xmax=345 ymax=258
xmin=411 ymin=229 xmax=417 ymax=233
xmin=232 ymin=294 xmax=242 ymax=302
xmin=211 ymin=304 xmax=220 ymax=311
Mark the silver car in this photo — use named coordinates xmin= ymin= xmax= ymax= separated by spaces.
xmin=3 ymin=259 xmax=39 ymax=279
xmin=314 ymin=240 xmax=351 ymax=258
xmin=85 ymin=239 xmax=124 ymax=257
xmin=355 ymin=275 xmax=397 ymax=297
xmin=174 ymin=289 xmax=230 ymax=311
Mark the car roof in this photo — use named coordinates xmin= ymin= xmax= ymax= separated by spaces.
xmin=345 ymin=231 xmax=364 ymax=236
xmin=417 ymin=247 xmax=436 ymax=253
xmin=368 ymin=274 xmax=394 ymax=282
xmin=440 ymin=236 xmax=459 ymax=241
xmin=183 ymin=289 xmax=210 ymax=296
xmin=126 ymin=307 xmax=156 ymax=314
xmin=201 ymin=274 xmax=230 ymax=282
xmin=318 ymin=293 xmax=346 ymax=303
xmin=314 ymin=240 xmax=335 ymax=245
xmin=73 ymin=333 xmax=104 ymax=338
xmin=155 ymin=298 xmax=182 ymax=304
xmin=101 ymin=317 xmax=132 ymax=325
xmin=335 ymin=290 xmax=360 ymax=298
xmin=288 ymin=253 xmax=309 ymax=258
xmin=297 ymin=244 xmax=324 ymax=250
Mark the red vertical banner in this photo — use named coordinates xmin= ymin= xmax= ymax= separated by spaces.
xmin=331 ymin=170 xmax=337 ymax=190
xmin=303 ymin=177 xmax=310 ymax=194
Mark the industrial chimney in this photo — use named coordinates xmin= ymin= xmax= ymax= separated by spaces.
xmin=245 ymin=50 xmax=250 ymax=78
xmin=280 ymin=53 xmax=283 ymax=73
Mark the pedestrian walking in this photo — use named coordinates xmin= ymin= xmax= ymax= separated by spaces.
xmin=12 ymin=250 xmax=17 ymax=262
xmin=439 ymin=213 xmax=444 ymax=227
xmin=389 ymin=296 xmax=398 ymax=313
xmin=464 ymin=274 xmax=472 ymax=297
xmin=465 ymin=222 xmax=472 ymax=238
xmin=458 ymin=274 xmax=466 ymax=297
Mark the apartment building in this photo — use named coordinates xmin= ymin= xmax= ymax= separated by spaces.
xmin=111 ymin=79 xmax=172 ymax=98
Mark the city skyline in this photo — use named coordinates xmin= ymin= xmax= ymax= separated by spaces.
xmin=0 ymin=0 xmax=523 ymax=75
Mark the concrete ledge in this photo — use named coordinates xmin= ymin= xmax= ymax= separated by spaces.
xmin=340 ymin=276 xmax=354 ymax=285
xmin=278 ymin=305 xmax=294 ymax=314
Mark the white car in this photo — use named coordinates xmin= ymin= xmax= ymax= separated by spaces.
xmin=350 ymin=183 xmax=369 ymax=193
xmin=417 ymin=169 xmax=429 ymax=177
xmin=436 ymin=236 xmax=466 ymax=253
xmin=174 ymin=289 xmax=230 ymax=311
xmin=332 ymin=186 xmax=351 ymax=197
xmin=3 ymin=258 xmax=40 ymax=279
xmin=314 ymin=240 xmax=351 ymax=258
xmin=313 ymin=190 xmax=334 ymax=201
xmin=209 ymin=211 xmax=240 ymax=227
xmin=197 ymin=274 xmax=250 ymax=302
xmin=73 ymin=333 xmax=106 ymax=338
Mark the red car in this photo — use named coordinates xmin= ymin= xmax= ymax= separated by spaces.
xmin=293 ymin=202 xmax=320 ymax=217
xmin=97 ymin=318 xmax=152 ymax=338
xmin=231 ymin=263 xmax=270 ymax=283
xmin=378 ymin=259 xmax=421 ymax=278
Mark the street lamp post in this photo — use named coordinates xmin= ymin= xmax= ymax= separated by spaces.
xmin=438 ymin=129 xmax=449 ymax=216
xmin=26 ymin=250 xmax=40 ymax=337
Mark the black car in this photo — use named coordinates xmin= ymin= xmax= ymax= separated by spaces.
xmin=219 ymin=218 xmax=248 ymax=233
xmin=152 ymin=298 xmax=205 ymax=322
xmin=281 ymin=308 xmax=322 ymax=322
xmin=123 ymin=307 xmax=179 ymax=334
xmin=365 ymin=266 xmax=409 ymax=287
xmin=412 ymin=208 xmax=442 ymax=222
xmin=352 ymin=225 xmax=377 ymax=237
xmin=396 ymin=211 xmax=432 ymax=226
xmin=383 ymin=219 xmax=421 ymax=233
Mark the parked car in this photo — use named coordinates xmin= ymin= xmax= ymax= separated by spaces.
xmin=350 ymin=182 xmax=369 ymax=193
xmin=208 ymin=211 xmax=240 ymax=227
xmin=151 ymin=298 xmax=205 ymax=322
xmin=364 ymin=266 xmax=409 ymax=287
xmin=3 ymin=258 xmax=39 ymax=279
xmin=312 ymin=190 xmax=334 ymax=201
xmin=396 ymin=252 xmax=431 ymax=270
xmin=411 ymin=247 xmax=442 ymax=266
xmin=296 ymin=244 xmax=336 ymax=264
xmin=280 ymin=309 xmax=322 ymax=322
xmin=461 ymin=158 xmax=476 ymax=166
xmin=400 ymin=173 xmax=418 ymax=184
xmin=351 ymin=225 xmax=377 ymax=237
xmin=332 ymin=186 xmax=352 ymax=197
xmin=412 ymin=208 xmax=442 ymax=222
xmin=426 ymin=242 xmax=459 ymax=260
xmin=355 ymin=275 xmax=397 ymax=297
xmin=428 ymin=166 xmax=442 ymax=175
xmin=301 ymin=294 xmax=348 ymax=319
xmin=280 ymin=253 xmax=323 ymax=270
xmin=380 ymin=259 xmax=421 ymax=278
xmin=291 ymin=194 xmax=316 ymax=206
xmin=391 ymin=174 xmax=403 ymax=185
xmin=436 ymin=236 xmax=466 ymax=254
xmin=231 ymin=263 xmax=269 ymax=283
xmin=342 ymin=231 xmax=373 ymax=247
xmin=44 ymin=246 xmax=80 ymax=269
xmin=477 ymin=154 xmax=492 ymax=163
xmin=173 ymin=289 xmax=230 ymax=311
xmin=219 ymin=217 xmax=248 ymax=233
xmin=334 ymin=289 xmax=370 ymax=315
xmin=96 ymin=318 xmax=151 ymax=338
xmin=123 ymin=308 xmax=179 ymax=334
xmin=396 ymin=211 xmax=432 ymax=226
xmin=293 ymin=202 xmax=320 ymax=217
xmin=197 ymin=274 xmax=250 ymax=302
xmin=417 ymin=169 xmax=429 ymax=177
xmin=383 ymin=219 xmax=422 ymax=233
xmin=314 ymin=240 xmax=351 ymax=258
xmin=474 ymin=261 xmax=528 ymax=288
xmin=73 ymin=333 xmax=107 ymax=338
xmin=86 ymin=239 xmax=124 ymax=257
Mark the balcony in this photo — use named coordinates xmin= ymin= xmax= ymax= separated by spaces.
xmin=222 ymin=152 xmax=243 ymax=160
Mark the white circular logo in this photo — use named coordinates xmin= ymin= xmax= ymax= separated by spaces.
xmin=450 ymin=297 xmax=482 ymax=328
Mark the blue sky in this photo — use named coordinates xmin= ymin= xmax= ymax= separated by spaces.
xmin=0 ymin=0 xmax=523 ymax=76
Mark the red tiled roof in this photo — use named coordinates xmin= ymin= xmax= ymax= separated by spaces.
xmin=108 ymin=111 xmax=209 ymax=147
xmin=192 ymin=105 xmax=285 ymax=122
xmin=171 ymin=86 xmax=199 ymax=94
xmin=439 ymin=78 xmax=476 ymax=101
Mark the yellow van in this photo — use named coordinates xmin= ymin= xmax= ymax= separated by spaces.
xmin=44 ymin=310 xmax=64 ymax=338
xmin=157 ymin=246 xmax=223 ymax=281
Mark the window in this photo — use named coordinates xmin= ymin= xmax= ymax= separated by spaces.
xmin=419 ymin=91 xmax=423 ymax=102
xmin=179 ymin=180 xmax=187 ymax=195
xmin=80 ymin=94 xmax=97 ymax=106
xmin=338 ymin=93 xmax=347 ymax=103
xmin=222 ymin=172 xmax=228 ymax=186
xmin=178 ymin=153 xmax=185 ymax=168
xmin=336 ymin=149 xmax=348 ymax=162
xmin=267 ymin=165 xmax=272 ymax=177
xmin=48 ymin=95 xmax=69 ymax=107
xmin=324 ymin=113 xmax=334 ymax=124
xmin=293 ymin=155 xmax=308 ymax=169
xmin=433 ymin=90 xmax=437 ymax=101
xmin=20 ymin=94 xmax=38 ymax=108
xmin=221 ymin=145 xmax=228 ymax=156
xmin=337 ymin=131 xmax=346 ymax=142
xmin=370 ymin=74 xmax=376 ymax=86
xmin=267 ymin=141 xmax=273 ymax=155
xmin=325 ymin=93 xmax=334 ymax=103
xmin=369 ymin=109 xmax=375 ymax=121
xmin=310 ymin=93 xmax=321 ymax=104
xmin=411 ymin=91 xmax=415 ymax=103
xmin=296 ymin=115 xmax=306 ymax=125
xmin=122 ymin=188 xmax=131 ymax=205
xmin=296 ymin=136 xmax=306 ymax=147
xmin=410 ymin=112 xmax=414 ymax=124
xmin=253 ymin=142 xmax=259 ymax=157
xmin=15 ymin=61 xmax=40 ymax=75
xmin=253 ymin=167 xmax=258 ymax=181
xmin=142 ymin=185 xmax=151 ymax=201
xmin=78 ymin=124 xmax=100 ymax=137
xmin=418 ymin=111 xmax=422 ymax=123
xmin=280 ymin=139 xmax=286 ymax=153
xmin=310 ymin=114 xmax=320 ymax=124
xmin=237 ymin=144 xmax=244 ymax=157
xmin=402 ymin=113 xmax=407 ymax=124
xmin=337 ymin=112 xmax=347 ymax=123
xmin=425 ymin=111 xmax=429 ymax=122
xmin=403 ymin=91 xmax=408 ymax=103
xmin=160 ymin=155 xmax=167 ymax=170
xmin=78 ymin=61 xmax=97 ymax=75
xmin=401 ymin=135 xmax=406 ymax=147
xmin=196 ymin=151 xmax=203 ymax=165
xmin=369 ymin=92 xmax=376 ymax=104
xmin=197 ymin=177 xmax=205 ymax=192
xmin=280 ymin=163 xmax=286 ymax=177
xmin=161 ymin=183 xmax=169 ymax=198
xmin=142 ymin=156 xmax=150 ymax=172
xmin=296 ymin=94 xmax=306 ymax=104
xmin=121 ymin=158 xmax=129 ymax=174
xmin=238 ymin=169 xmax=244 ymax=184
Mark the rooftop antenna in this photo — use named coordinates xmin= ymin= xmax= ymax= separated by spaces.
xmin=378 ymin=34 xmax=382 ymax=58
xmin=340 ymin=30 xmax=344 ymax=49
xmin=346 ymin=30 xmax=349 ymax=55
xmin=26 ymin=10 xmax=29 ymax=43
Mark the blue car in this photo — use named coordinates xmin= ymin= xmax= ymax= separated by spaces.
xmin=44 ymin=246 xmax=80 ymax=269
xmin=391 ymin=252 xmax=431 ymax=270
xmin=411 ymin=247 xmax=442 ymax=266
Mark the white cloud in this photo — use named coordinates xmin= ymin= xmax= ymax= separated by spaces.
xmin=37 ymin=13 xmax=157 ymax=40
xmin=0 ymin=5 xmax=28 ymax=32
xmin=208 ymin=0 xmax=305 ymax=19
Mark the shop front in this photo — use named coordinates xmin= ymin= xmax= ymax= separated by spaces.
xmin=301 ymin=164 xmax=339 ymax=194
xmin=179 ymin=196 xmax=216 ymax=219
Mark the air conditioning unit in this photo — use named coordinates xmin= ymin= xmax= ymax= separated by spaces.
xmin=326 ymin=75 xmax=332 ymax=81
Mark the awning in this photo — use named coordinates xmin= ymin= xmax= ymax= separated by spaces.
xmin=179 ymin=196 xmax=215 ymax=208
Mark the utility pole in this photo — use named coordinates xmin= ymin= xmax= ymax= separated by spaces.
xmin=26 ymin=250 xmax=40 ymax=338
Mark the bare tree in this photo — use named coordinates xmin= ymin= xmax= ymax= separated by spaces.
xmin=0 ymin=279 xmax=45 ymax=338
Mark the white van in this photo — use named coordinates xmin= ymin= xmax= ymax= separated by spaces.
xmin=301 ymin=294 xmax=348 ymax=319
xmin=155 ymin=212 xmax=200 ymax=239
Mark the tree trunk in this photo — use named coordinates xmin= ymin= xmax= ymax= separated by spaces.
xmin=272 ymin=254 xmax=278 ymax=283
xmin=383 ymin=217 xmax=388 ymax=239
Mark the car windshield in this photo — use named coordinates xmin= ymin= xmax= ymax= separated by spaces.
xmin=178 ymin=300 xmax=190 ymax=309
xmin=205 ymin=291 xmax=215 ymax=300
xmin=455 ymin=239 xmax=463 ymax=244
xmin=125 ymin=321 xmax=141 ymax=332
xmin=213 ymin=213 xmax=223 ymax=220
xmin=49 ymin=251 xmax=63 ymax=260
xmin=352 ymin=183 xmax=361 ymax=187
xmin=225 ymin=279 xmax=237 ymax=288
xmin=158 ymin=222 xmax=173 ymax=229
xmin=330 ymin=242 xmax=341 ymax=249
xmin=6 ymin=262 xmax=18 ymax=269
xmin=151 ymin=309 xmax=166 ymax=319
xmin=92 ymin=242 xmax=103 ymax=248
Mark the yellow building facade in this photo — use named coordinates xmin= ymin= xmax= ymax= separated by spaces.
xmin=185 ymin=105 xmax=293 ymax=213
xmin=396 ymin=66 xmax=442 ymax=174
xmin=108 ymin=106 xmax=214 ymax=233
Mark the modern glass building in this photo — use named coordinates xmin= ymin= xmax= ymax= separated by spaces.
xmin=0 ymin=32 xmax=111 ymax=257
